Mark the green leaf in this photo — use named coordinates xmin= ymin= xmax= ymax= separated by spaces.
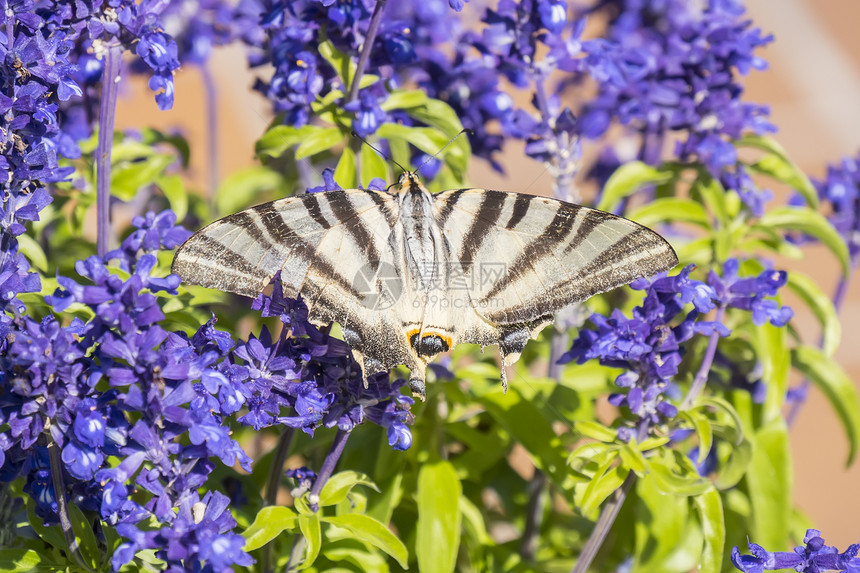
xmin=334 ymin=147 xmax=357 ymax=189
xmin=756 ymin=322 xmax=789 ymax=422
xmin=109 ymin=139 xmax=157 ymax=162
xmin=26 ymin=503 xmax=65 ymax=552
xmin=323 ymin=514 xmax=409 ymax=568
xmin=746 ymin=419 xmax=791 ymax=548
xmin=295 ymin=127 xmax=344 ymax=160
xmin=714 ymin=436 xmax=753 ymax=490
xmin=785 ymin=271 xmax=841 ymax=357
xmin=158 ymin=174 xmax=188 ymax=221
xmin=634 ymin=474 xmax=690 ymax=571
xmin=567 ymin=441 xmax=615 ymax=473
xmin=298 ymin=514 xmax=322 ymax=570
xmin=361 ymin=143 xmax=390 ymax=187
xmin=242 ymin=506 xmax=299 ymax=551
xmin=478 ymin=389 xmax=569 ymax=486
xmin=648 ymin=455 xmax=711 ymax=496
xmin=142 ymin=127 xmax=191 ymax=166
xmin=693 ymin=488 xmax=725 ymax=573
xmin=791 ymin=345 xmax=860 ymax=466
xmin=627 ymin=197 xmax=711 ymax=229
xmin=417 ymin=460 xmax=461 ymax=573
xmin=738 ymin=134 xmax=818 ymax=208
xmin=756 ymin=206 xmax=850 ymax=275
xmin=388 ymin=137 xmax=410 ymax=173
xmin=17 ymin=233 xmax=48 ymax=273
xmin=322 ymin=543 xmax=388 ymax=572
xmin=381 ymin=90 xmax=428 ymax=111
xmin=382 ymin=105 xmax=469 ymax=180
xmin=214 ymin=166 xmax=286 ymax=215
xmin=572 ymin=420 xmax=618 ymax=442
xmin=691 ymin=176 xmax=730 ymax=227
xmin=459 ymin=495 xmax=493 ymax=546
xmin=111 ymin=153 xmax=174 ymax=200
xmin=255 ymin=124 xmax=319 ymax=158
xmin=596 ymin=162 xmax=673 ymax=212
xmin=619 ymin=441 xmax=648 ymax=477
xmin=376 ymin=124 xmax=447 ymax=156
xmin=680 ymin=410 xmax=713 ymax=465
xmin=0 ymin=550 xmax=56 ymax=572
xmin=675 ymin=237 xmax=714 ymax=267
xmin=318 ymin=39 xmax=356 ymax=87
xmin=318 ymin=471 xmax=379 ymax=508
xmin=405 ymin=98 xmax=466 ymax=143
xmin=696 ymin=396 xmax=745 ymax=445
xmin=68 ymin=503 xmax=99 ymax=568
xmin=579 ymin=460 xmax=628 ymax=516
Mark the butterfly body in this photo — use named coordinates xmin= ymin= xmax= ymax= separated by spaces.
xmin=173 ymin=173 xmax=678 ymax=399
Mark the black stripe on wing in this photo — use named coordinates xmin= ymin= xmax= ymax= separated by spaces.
xmin=252 ymin=202 xmax=364 ymax=299
xmin=325 ymin=192 xmax=382 ymax=273
xmin=484 ymin=226 xmax=677 ymax=323
xmin=505 ymin=194 xmax=531 ymax=229
xmin=458 ymin=191 xmax=506 ymax=268
xmin=481 ymin=203 xmax=592 ymax=302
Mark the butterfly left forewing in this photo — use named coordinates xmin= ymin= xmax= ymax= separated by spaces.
xmin=173 ymin=188 xmax=430 ymax=381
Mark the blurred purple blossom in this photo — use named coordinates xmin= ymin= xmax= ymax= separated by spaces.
xmin=811 ymin=153 xmax=860 ymax=261
xmin=579 ymin=0 xmax=775 ymax=173
xmin=41 ymin=0 xmax=181 ymax=111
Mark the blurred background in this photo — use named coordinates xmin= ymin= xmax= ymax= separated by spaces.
xmin=113 ymin=0 xmax=860 ymax=547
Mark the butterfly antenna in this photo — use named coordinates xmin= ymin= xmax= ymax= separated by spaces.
xmin=350 ymin=130 xmax=408 ymax=174
xmin=416 ymin=128 xmax=473 ymax=174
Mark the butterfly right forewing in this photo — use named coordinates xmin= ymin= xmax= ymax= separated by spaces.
xmin=433 ymin=188 xmax=678 ymax=362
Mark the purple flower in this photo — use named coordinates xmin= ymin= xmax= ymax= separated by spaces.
xmin=286 ymin=466 xmax=317 ymax=496
xmin=345 ymin=90 xmax=389 ymax=137
xmin=113 ymin=491 xmax=254 ymax=571
xmin=722 ymin=165 xmax=774 ymax=217
xmin=580 ymin=0 xmax=775 ymax=172
xmin=732 ymin=529 xmax=860 ymax=572
xmin=107 ymin=210 xmax=192 ymax=271
xmin=562 ymin=266 xmax=727 ymax=433
xmin=810 ymin=153 xmax=860 ymax=260
xmin=42 ymin=0 xmax=182 ymax=111
xmin=707 ymin=259 xmax=793 ymax=327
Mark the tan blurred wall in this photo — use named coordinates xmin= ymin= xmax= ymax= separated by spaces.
xmin=114 ymin=0 xmax=860 ymax=548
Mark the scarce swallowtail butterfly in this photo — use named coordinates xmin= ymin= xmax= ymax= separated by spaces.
xmin=172 ymin=172 xmax=678 ymax=399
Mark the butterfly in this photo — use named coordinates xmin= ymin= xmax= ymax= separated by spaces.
xmin=172 ymin=172 xmax=678 ymax=399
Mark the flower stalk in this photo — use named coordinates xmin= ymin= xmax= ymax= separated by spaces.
xmin=682 ymin=304 xmax=727 ymax=410
xmin=47 ymin=435 xmax=96 ymax=572
xmin=309 ymin=429 xmax=351 ymax=511
xmin=346 ymin=0 xmax=388 ymax=105
xmin=96 ymin=42 xmax=123 ymax=257
xmin=201 ymin=64 xmax=219 ymax=202
xmin=572 ymin=420 xmax=649 ymax=573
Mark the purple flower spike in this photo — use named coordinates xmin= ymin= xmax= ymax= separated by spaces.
xmin=732 ymin=529 xmax=860 ymax=572
xmin=563 ymin=265 xmax=726 ymax=436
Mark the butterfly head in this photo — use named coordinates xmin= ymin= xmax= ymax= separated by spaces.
xmin=393 ymin=171 xmax=426 ymax=197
